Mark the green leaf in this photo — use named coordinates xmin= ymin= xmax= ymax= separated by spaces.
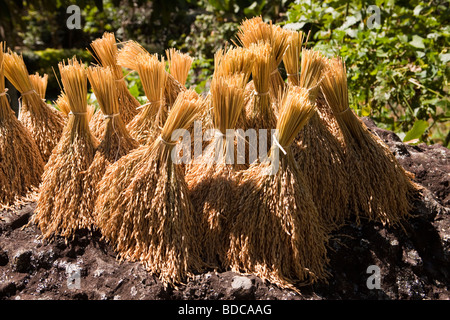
xmin=439 ymin=53 xmax=450 ymax=63
xmin=129 ymin=84 xmax=140 ymax=98
xmin=413 ymin=5 xmax=424 ymax=16
xmin=403 ymin=120 xmax=429 ymax=142
xmin=409 ymin=35 xmax=425 ymax=49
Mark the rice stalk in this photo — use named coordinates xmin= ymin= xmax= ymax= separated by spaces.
xmin=117 ymin=40 xmax=185 ymax=108
xmin=185 ymin=74 xmax=247 ymax=267
xmin=166 ymin=48 xmax=193 ymax=87
xmin=88 ymin=32 xmax=140 ymax=139
xmin=0 ymin=42 xmax=44 ymax=208
xmin=32 ymin=58 xmax=99 ymax=240
xmin=29 ymin=72 xmax=48 ymax=100
xmin=235 ymin=17 xmax=289 ymax=101
xmin=320 ymin=58 xmax=420 ymax=226
xmin=55 ymin=92 xmax=71 ymax=116
xmin=228 ymin=86 xmax=329 ymax=289
xmin=244 ymin=42 xmax=276 ymax=131
xmin=84 ymin=66 xmax=139 ymax=217
xmin=126 ymin=53 xmax=167 ymax=144
xmin=288 ymin=48 xmax=348 ymax=230
xmin=3 ymin=50 xmax=66 ymax=162
xmin=214 ymin=46 xmax=254 ymax=87
xmin=283 ymin=30 xmax=305 ymax=86
xmin=96 ymin=89 xmax=205 ymax=286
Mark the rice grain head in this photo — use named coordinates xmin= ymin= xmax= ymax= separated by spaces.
xmin=32 ymin=58 xmax=99 ymax=240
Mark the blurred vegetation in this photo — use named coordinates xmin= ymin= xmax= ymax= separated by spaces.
xmin=0 ymin=0 xmax=448 ymax=146
xmin=285 ymin=0 xmax=449 ymax=146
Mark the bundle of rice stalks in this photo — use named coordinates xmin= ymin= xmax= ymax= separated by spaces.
xmin=126 ymin=53 xmax=167 ymax=144
xmin=235 ymin=17 xmax=289 ymax=100
xmin=243 ymin=42 xmax=276 ymax=131
xmin=290 ymin=49 xmax=349 ymax=229
xmin=32 ymin=58 xmax=99 ymax=240
xmin=84 ymin=66 xmax=139 ymax=215
xmin=117 ymin=41 xmax=185 ymax=107
xmin=0 ymin=42 xmax=44 ymax=208
xmin=283 ymin=30 xmax=306 ymax=86
xmin=166 ymin=48 xmax=193 ymax=87
xmin=3 ymin=50 xmax=66 ymax=162
xmin=56 ymin=91 xmax=95 ymax=121
xmin=214 ymin=46 xmax=254 ymax=86
xmin=321 ymin=58 xmax=420 ymax=226
xmin=55 ymin=92 xmax=71 ymax=116
xmin=228 ymin=86 xmax=328 ymax=289
xmin=96 ymin=89 xmax=205 ymax=286
xmin=88 ymin=32 xmax=140 ymax=139
xmin=185 ymin=74 xmax=247 ymax=267
xmin=29 ymin=72 xmax=48 ymax=100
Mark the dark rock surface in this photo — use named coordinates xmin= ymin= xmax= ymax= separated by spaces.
xmin=0 ymin=121 xmax=448 ymax=300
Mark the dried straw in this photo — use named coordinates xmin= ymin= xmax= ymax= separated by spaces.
xmin=96 ymin=89 xmax=205 ymax=286
xmin=243 ymin=42 xmax=276 ymax=131
xmin=235 ymin=17 xmax=289 ymax=100
xmin=0 ymin=42 xmax=44 ymax=208
xmin=3 ymin=50 xmax=66 ymax=162
xmin=185 ymin=74 xmax=246 ymax=267
xmin=228 ymin=86 xmax=329 ymax=289
xmin=84 ymin=66 xmax=139 ymax=216
xmin=214 ymin=46 xmax=254 ymax=86
xmin=288 ymin=48 xmax=349 ymax=229
xmin=321 ymin=58 xmax=420 ymax=226
xmin=29 ymin=72 xmax=48 ymax=100
xmin=117 ymin=40 xmax=185 ymax=108
xmin=166 ymin=48 xmax=193 ymax=87
xmin=55 ymin=92 xmax=71 ymax=116
xmin=32 ymin=58 xmax=99 ymax=240
xmin=88 ymin=32 xmax=140 ymax=139
xmin=283 ymin=30 xmax=305 ymax=86
xmin=126 ymin=53 xmax=167 ymax=144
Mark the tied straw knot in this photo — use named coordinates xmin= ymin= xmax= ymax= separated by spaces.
xmin=68 ymin=111 xmax=87 ymax=116
xmin=103 ymin=113 xmax=120 ymax=119
xmin=252 ymin=90 xmax=270 ymax=97
xmin=272 ymin=133 xmax=287 ymax=155
xmin=158 ymin=135 xmax=177 ymax=146
xmin=0 ymin=89 xmax=9 ymax=101
xmin=21 ymin=89 xmax=37 ymax=97
xmin=136 ymin=99 xmax=162 ymax=110
xmin=0 ymin=88 xmax=8 ymax=97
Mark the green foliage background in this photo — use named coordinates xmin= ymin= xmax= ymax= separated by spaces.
xmin=0 ymin=0 xmax=448 ymax=146
xmin=284 ymin=0 xmax=449 ymax=146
